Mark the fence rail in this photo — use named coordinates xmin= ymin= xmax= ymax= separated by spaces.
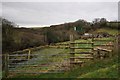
xmin=93 ymin=39 xmax=114 ymax=42
xmin=70 ymin=57 xmax=93 ymax=59
xmin=70 ymin=42 xmax=94 ymax=44
xmin=69 ymin=52 xmax=94 ymax=54
xmin=93 ymin=44 xmax=114 ymax=46
xmin=70 ymin=47 xmax=94 ymax=49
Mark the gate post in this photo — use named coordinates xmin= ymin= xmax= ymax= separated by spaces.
xmin=113 ymin=35 xmax=118 ymax=55
xmin=70 ymin=34 xmax=75 ymax=67
xmin=97 ymin=49 xmax=100 ymax=59
xmin=91 ymin=34 xmax=94 ymax=59
xmin=28 ymin=49 xmax=31 ymax=60
xmin=4 ymin=53 xmax=9 ymax=78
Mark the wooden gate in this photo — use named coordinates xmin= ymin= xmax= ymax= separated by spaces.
xmin=3 ymin=47 xmax=69 ymax=78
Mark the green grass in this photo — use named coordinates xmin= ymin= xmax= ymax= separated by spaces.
xmin=0 ymin=71 xmax=2 ymax=79
xmin=58 ymin=37 xmax=114 ymax=45
xmin=78 ymin=64 xmax=118 ymax=78
xmin=92 ymin=28 xmax=119 ymax=35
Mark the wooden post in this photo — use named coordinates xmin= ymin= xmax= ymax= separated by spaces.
xmin=113 ymin=35 xmax=118 ymax=55
xmin=92 ymin=34 xmax=94 ymax=51
xmin=70 ymin=34 xmax=75 ymax=67
xmin=97 ymin=49 xmax=100 ymax=59
xmin=92 ymin=34 xmax=94 ymax=42
xmin=28 ymin=49 xmax=31 ymax=60
xmin=91 ymin=34 xmax=94 ymax=59
xmin=4 ymin=53 xmax=9 ymax=78
xmin=100 ymin=51 xmax=104 ymax=60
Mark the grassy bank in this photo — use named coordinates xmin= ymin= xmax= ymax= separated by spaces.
xmin=92 ymin=28 xmax=119 ymax=35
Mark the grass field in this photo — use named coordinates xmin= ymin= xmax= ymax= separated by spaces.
xmin=92 ymin=28 xmax=119 ymax=35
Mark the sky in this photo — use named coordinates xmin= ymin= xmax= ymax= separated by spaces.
xmin=2 ymin=1 xmax=119 ymax=28
xmin=1 ymin=0 xmax=120 ymax=2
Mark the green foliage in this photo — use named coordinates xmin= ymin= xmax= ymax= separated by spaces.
xmin=2 ymin=18 xmax=15 ymax=52
xmin=2 ymin=18 xmax=46 ymax=52
xmin=93 ymin=28 xmax=119 ymax=35
xmin=107 ymin=22 xmax=120 ymax=30
xmin=79 ymin=65 xmax=118 ymax=78
xmin=45 ymin=30 xmax=59 ymax=44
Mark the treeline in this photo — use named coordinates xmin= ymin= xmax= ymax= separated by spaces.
xmin=2 ymin=17 xmax=119 ymax=53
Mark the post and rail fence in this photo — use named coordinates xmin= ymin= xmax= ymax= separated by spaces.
xmin=2 ymin=34 xmax=117 ymax=78
xmin=69 ymin=34 xmax=117 ymax=67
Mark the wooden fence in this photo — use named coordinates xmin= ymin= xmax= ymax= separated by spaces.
xmin=92 ymin=37 xmax=115 ymax=59
xmin=69 ymin=34 xmax=94 ymax=67
xmin=69 ymin=34 xmax=116 ymax=67
xmin=2 ymin=45 xmax=69 ymax=78
xmin=2 ymin=35 xmax=117 ymax=78
xmin=2 ymin=49 xmax=39 ymax=78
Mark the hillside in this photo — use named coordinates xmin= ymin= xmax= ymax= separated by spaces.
xmin=2 ymin=18 xmax=119 ymax=53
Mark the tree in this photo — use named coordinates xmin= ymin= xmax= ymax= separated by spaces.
xmin=92 ymin=18 xmax=100 ymax=24
xmin=45 ymin=29 xmax=59 ymax=44
xmin=99 ymin=18 xmax=107 ymax=27
xmin=92 ymin=18 xmax=107 ymax=28
xmin=2 ymin=18 xmax=15 ymax=52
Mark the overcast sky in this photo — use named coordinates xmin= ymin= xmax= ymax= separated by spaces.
xmin=2 ymin=2 xmax=118 ymax=27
